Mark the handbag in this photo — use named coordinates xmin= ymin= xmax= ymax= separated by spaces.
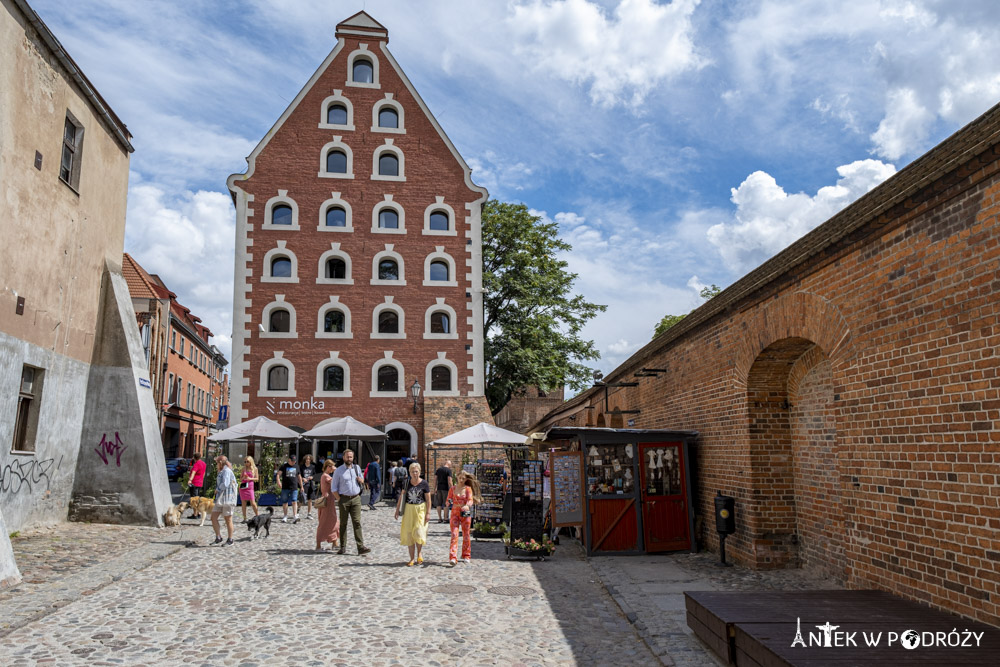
xmin=313 ymin=494 xmax=327 ymax=508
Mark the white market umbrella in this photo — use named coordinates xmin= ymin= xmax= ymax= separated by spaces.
xmin=432 ymin=422 xmax=529 ymax=446
xmin=208 ymin=415 xmax=301 ymax=441
xmin=300 ymin=416 xmax=388 ymax=441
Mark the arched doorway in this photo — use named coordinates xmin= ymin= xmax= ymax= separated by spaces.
xmin=383 ymin=421 xmax=417 ymax=464
xmin=748 ymin=337 xmax=844 ymax=581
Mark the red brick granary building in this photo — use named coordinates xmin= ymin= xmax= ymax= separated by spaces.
xmin=227 ymin=12 xmax=492 ymax=462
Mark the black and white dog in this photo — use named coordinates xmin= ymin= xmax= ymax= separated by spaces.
xmin=247 ymin=507 xmax=273 ymax=539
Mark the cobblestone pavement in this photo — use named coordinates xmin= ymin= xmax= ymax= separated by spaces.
xmin=0 ymin=504 xmax=657 ymax=665
xmin=588 ymin=551 xmax=843 ymax=666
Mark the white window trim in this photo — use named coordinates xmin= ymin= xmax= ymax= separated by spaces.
xmin=423 ymin=197 xmax=457 ymax=236
xmin=371 ymin=94 xmax=405 ymax=134
xmin=318 ymin=90 xmax=355 ymax=131
xmin=262 ymin=190 xmax=300 ymax=231
xmin=423 ymin=246 xmax=459 ymax=287
xmin=316 ymin=242 xmax=354 ymax=286
xmin=371 ymin=139 xmax=405 ymax=182
xmin=425 ymin=353 xmax=459 ymax=397
xmin=317 ymin=192 xmax=354 ymax=232
xmin=318 ymin=136 xmax=354 ymax=179
xmin=370 ymin=244 xmax=406 ymax=286
xmin=316 ymin=295 xmax=352 ymax=340
xmin=347 ymin=45 xmax=380 ymax=89
xmin=260 ymin=295 xmax=298 ymax=339
xmin=262 ymin=241 xmax=299 ymax=284
xmin=316 ymin=351 xmax=351 ymax=398
xmin=371 ymin=296 xmax=405 ymax=340
xmin=424 ymin=298 xmax=458 ymax=340
xmin=370 ymin=351 xmax=405 ymax=398
xmin=259 ymin=352 xmax=295 ymax=398
xmin=371 ymin=195 xmax=405 ymax=235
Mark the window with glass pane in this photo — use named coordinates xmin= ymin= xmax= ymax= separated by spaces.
xmin=353 ymin=59 xmax=373 ymax=83
xmin=327 ymin=103 xmax=348 ymax=125
xmin=60 ymin=117 xmax=79 ymax=186
xmin=324 ymin=366 xmax=345 ymax=392
xmin=430 ymin=312 xmax=450 ymax=334
xmin=326 ymin=258 xmax=346 ymax=279
xmin=429 ymin=211 xmax=449 ymax=231
xmin=378 ymin=209 xmax=399 ymax=229
xmin=378 ymin=311 xmax=399 ymax=334
xmin=429 ymin=261 xmax=449 ymax=281
xmin=325 ymin=206 xmax=346 ymax=227
xmin=431 ymin=366 xmax=451 ymax=391
xmin=377 ymin=365 xmax=398 ymax=392
xmin=271 ymin=257 xmax=292 ymax=278
xmin=326 ymin=150 xmax=347 ymax=174
xmin=269 ymin=309 xmax=290 ymax=332
xmin=378 ymin=154 xmax=399 ymax=176
xmin=271 ymin=204 xmax=292 ymax=225
xmin=267 ymin=366 xmax=289 ymax=391
xmin=378 ymin=259 xmax=398 ymax=280
xmin=324 ymin=310 xmax=345 ymax=333
xmin=378 ymin=108 xmax=398 ymax=128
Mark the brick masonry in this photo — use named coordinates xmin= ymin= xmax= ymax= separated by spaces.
xmin=535 ymin=103 xmax=1000 ymax=626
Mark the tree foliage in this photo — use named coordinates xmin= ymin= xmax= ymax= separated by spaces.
xmin=652 ymin=284 xmax=723 ymax=339
xmin=482 ymin=200 xmax=606 ymax=414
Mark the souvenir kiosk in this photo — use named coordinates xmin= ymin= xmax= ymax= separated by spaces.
xmin=545 ymin=427 xmax=698 ymax=556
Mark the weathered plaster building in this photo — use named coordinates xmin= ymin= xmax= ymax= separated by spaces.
xmin=227 ymin=12 xmax=492 ymax=463
xmin=0 ymin=0 xmax=171 ymax=587
xmin=533 ymin=102 xmax=1000 ymax=626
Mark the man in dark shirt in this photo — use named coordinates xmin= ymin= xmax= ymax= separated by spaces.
xmin=276 ymin=454 xmax=300 ymax=523
xmin=365 ymin=455 xmax=382 ymax=510
xmin=434 ymin=460 xmax=453 ymax=524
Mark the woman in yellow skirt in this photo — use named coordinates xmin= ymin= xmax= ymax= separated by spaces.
xmin=395 ymin=461 xmax=431 ymax=565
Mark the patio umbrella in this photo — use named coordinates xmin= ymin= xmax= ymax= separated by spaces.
xmin=432 ymin=422 xmax=529 ymax=446
xmin=300 ymin=416 xmax=388 ymax=440
xmin=208 ymin=415 xmax=301 ymax=441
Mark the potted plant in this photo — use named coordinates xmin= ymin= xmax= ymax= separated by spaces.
xmin=472 ymin=521 xmax=507 ymax=539
xmin=504 ymin=534 xmax=556 ymax=560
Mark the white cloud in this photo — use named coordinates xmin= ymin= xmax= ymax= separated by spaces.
xmin=870 ymin=88 xmax=935 ymax=160
xmin=706 ymin=159 xmax=896 ymax=273
xmin=508 ymin=0 xmax=707 ymax=108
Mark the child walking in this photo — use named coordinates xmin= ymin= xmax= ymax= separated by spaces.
xmin=448 ymin=471 xmax=482 ymax=566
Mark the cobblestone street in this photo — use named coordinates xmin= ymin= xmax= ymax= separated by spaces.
xmin=0 ymin=503 xmax=658 ymax=666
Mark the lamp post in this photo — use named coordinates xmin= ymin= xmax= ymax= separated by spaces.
xmin=410 ymin=379 xmax=422 ymax=414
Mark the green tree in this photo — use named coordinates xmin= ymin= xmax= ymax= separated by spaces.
xmin=652 ymin=284 xmax=723 ymax=339
xmin=483 ymin=200 xmax=606 ymax=414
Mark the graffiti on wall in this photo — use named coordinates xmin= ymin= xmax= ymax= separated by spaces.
xmin=0 ymin=457 xmax=55 ymax=495
xmin=95 ymin=432 xmax=128 ymax=467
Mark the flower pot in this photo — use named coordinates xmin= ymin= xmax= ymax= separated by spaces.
xmin=472 ymin=529 xmax=501 ymax=539
xmin=505 ymin=545 xmax=548 ymax=561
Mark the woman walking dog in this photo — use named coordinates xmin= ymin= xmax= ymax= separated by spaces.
xmin=395 ymin=462 xmax=431 ymax=566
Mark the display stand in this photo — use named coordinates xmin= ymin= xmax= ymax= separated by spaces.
xmin=473 ymin=459 xmax=505 ymax=539
xmin=510 ymin=459 xmax=544 ymax=541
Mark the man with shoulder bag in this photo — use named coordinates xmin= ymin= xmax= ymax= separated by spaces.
xmin=331 ymin=449 xmax=371 ymax=555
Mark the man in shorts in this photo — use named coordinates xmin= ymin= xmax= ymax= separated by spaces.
xmin=211 ymin=455 xmax=238 ymax=546
xmin=434 ymin=460 xmax=453 ymax=524
xmin=188 ymin=452 xmax=206 ymax=518
xmin=276 ymin=453 xmax=300 ymax=523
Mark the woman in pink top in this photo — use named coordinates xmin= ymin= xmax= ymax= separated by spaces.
xmin=448 ymin=472 xmax=482 ymax=566
xmin=239 ymin=456 xmax=259 ymax=522
xmin=187 ymin=452 xmax=207 ymax=518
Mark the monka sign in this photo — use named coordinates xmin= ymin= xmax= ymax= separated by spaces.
xmin=265 ymin=397 xmax=327 ymax=416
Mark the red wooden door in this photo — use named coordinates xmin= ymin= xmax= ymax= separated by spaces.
xmin=638 ymin=442 xmax=690 ymax=552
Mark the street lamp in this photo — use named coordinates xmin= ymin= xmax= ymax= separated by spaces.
xmin=410 ymin=379 xmax=422 ymax=414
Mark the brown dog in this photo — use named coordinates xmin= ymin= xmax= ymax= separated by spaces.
xmin=163 ymin=501 xmax=189 ymax=527
xmin=188 ymin=497 xmax=214 ymax=526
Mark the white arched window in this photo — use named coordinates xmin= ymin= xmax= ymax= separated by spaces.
xmin=372 ymin=139 xmax=405 ymax=182
xmin=316 ymin=296 xmax=352 ymax=340
xmin=423 ymin=197 xmax=456 ymax=236
xmin=319 ymin=90 xmax=355 ymax=131
xmin=318 ymin=136 xmax=354 ymax=179
xmin=371 ymin=94 xmax=405 ymax=134
xmin=424 ymin=298 xmax=458 ymax=340
xmin=347 ymin=45 xmax=380 ymax=88
xmin=260 ymin=295 xmax=297 ymax=339
xmin=262 ymin=241 xmax=298 ymax=284
xmin=259 ymin=352 xmax=295 ymax=398
xmin=424 ymin=353 xmax=459 ymax=397
xmin=371 ymin=195 xmax=405 ymax=235
xmin=371 ymin=244 xmax=406 ymax=286
xmin=316 ymin=351 xmax=351 ymax=398
xmin=370 ymin=351 xmax=405 ymax=398
xmin=423 ymin=247 xmax=458 ymax=287
xmin=317 ymin=192 xmax=354 ymax=233
xmin=263 ymin=190 xmax=300 ymax=231
xmin=317 ymin=243 xmax=353 ymax=285
xmin=371 ymin=296 xmax=405 ymax=340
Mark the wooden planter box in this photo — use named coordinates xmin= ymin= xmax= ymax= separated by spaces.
xmin=505 ymin=545 xmax=551 ymax=561
xmin=472 ymin=529 xmax=503 ymax=539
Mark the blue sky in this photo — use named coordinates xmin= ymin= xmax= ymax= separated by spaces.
xmin=33 ymin=0 xmax=1000 ymax=374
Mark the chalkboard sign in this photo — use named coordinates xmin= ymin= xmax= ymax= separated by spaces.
xmin=510 ymin=459 xmax=544 ymax=541
xmin=551 ymin=451 xmax=584 ymax=527
xmin=474 ymin=460 xmax=505 ymax=527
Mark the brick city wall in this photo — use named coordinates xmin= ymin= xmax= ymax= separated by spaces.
xmin=541 ymin=123 xmax=1000 ymax=625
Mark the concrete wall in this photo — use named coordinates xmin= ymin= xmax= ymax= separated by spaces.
xmin=0 ymin=507 xmax=20 ymax=589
